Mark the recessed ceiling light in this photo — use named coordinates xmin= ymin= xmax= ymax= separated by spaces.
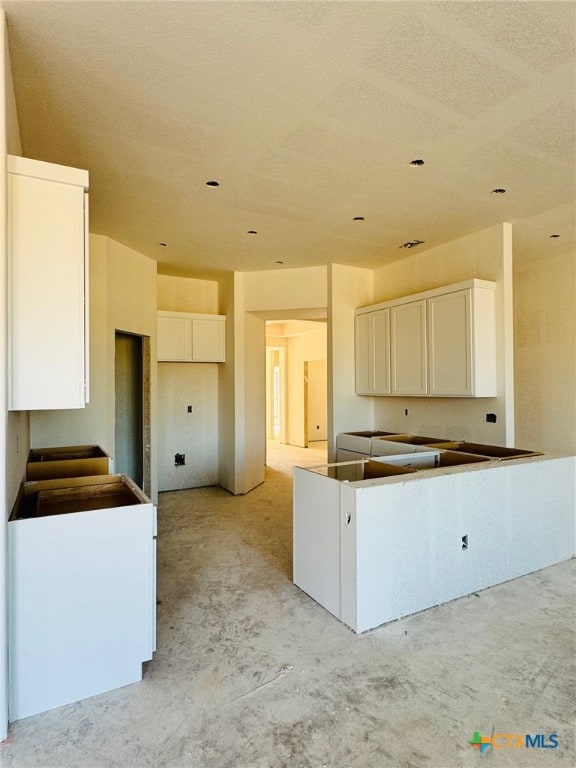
xmin=275 ymin=260 xmax=284 ymax=265
xmin=205 ymin=180 xmax=220 ymax=187
xmin=491 ymin=188 xmax=506 ymax=195
xmin=159 ymin=242 xmax=167 ymax=247
xmin=247 ymin=230 xmax=258 ymax=235
xmin=550 ymin=233 xmax=560 ymax=238
xmin=399 ymin=239 xmax=425 ymax=249
xmin=410 ymin=159 xmax=425 ymax=166
xmin=352 ymin=216 xmax=365 ymax=221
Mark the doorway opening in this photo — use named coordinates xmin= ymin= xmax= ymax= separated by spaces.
xmin=114 ymin=331 xmax=151 ymax=494
xmin=265 ymin=319 xmax=327 ymax=469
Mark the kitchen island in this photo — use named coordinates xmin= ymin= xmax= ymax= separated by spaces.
xmin=293 ymin=447 xmax=575 ymax=633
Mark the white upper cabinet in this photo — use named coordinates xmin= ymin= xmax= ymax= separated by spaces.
xmin=157 ymin=311 xmax=225 ymax=363
xmin=8 ymin=156 xmax=89 ymax=411
xmin=428 ymin=285 xmax=497 ymax=397
xmin=390 ymin=300 xmax=427 ymax=396
xmin=355 ymin=309 xmax=390 ymax=395
xmin=355 ymin=280 xmax=497 ymax=398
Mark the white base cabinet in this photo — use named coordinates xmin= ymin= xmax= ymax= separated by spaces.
xmin=8 ymin=155 xmax=89 ymax=411
xmin=294 ymin=455 xmax=575 ymax=633
xmin=8 ymin=475 xmax=156 ymax=721
xmin=355 ymin=279 xmax=496 ymax=398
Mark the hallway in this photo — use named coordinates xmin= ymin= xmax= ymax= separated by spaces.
xmin=1 ymin=447 xmax=574 ymax=767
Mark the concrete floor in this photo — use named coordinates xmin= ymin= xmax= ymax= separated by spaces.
xmin=2 ymin=440 xmax=575 ymax=768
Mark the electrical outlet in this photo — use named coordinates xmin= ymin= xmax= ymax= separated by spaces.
xmin=485 ymin=413 xmax=497 ymax=423
xmin=404 ymin=408 xmax=409 ymax=416
xmin=187 ymin=405 xmax=193 ymax=413
xmin=175 ymin=453 xmax=185 ymax=466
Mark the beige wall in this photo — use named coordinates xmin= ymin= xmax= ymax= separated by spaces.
xmin=158 ymin=274 xmax=218 ymax=313
xmin=286 ymin=326 xmax=327 ymax=447
xmin=371 ymin=224 xmax=514 ymax=445
xmin=4 ymin=23 xmax=27 ymax=518
xmin=31 ymin=235 xmax=159 ymax=501
xmin=243 ymin=266 xmax=327 ymax=313
xmin=244 ymin=311 xmax=266 ymax=492
xmin=220 ymin=268 xmax=329 ymax=494
xmin=106 ymin=238 xmax=158 ymax=500
xmin=514 ymin=250 xmax=576 ymax=454
xmin=157 ymin=273 xmax=220 ymax=491
xmin=328 ymin=263 xmax=374 ymax=460
xmin=1 ymin=12 xmax=15 ymax=738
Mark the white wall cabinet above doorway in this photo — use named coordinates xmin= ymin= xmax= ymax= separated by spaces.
xmin=355 ymin=279 xmax=497 ymax=398
xmin=157 ymin=311 xmax=226 ymax=363
xmin=7 ymin=155 xmax=89 ymax=411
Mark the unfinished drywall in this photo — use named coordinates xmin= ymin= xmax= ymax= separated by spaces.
xmin=286 ymin=325 xmax=327 ymax=447
xmin=371 ymin=224 xmax=513 ymax=446
xmin=514 ymin=249 xmax=576 ymax=455
xmin=4 ymin=20 xmax=27 ymax=519
xmin=307 ymin=358 xmax=328 ymax=442
xmin=106 ymin=238 xmax=157 ymax=500
xmin=1 ymin=12 xmax=15 ymax=739
xmin=219 ymin=268 xmax=328 ymax=495
xmin=244 ymin=311 xmax=266 ymax=492
xmin=329 ymin=264 xmax=374 ymax=461
xmin=217 ymin=272 xmax=235 ymax=492
xmin=30 ymin=235 xmax=158 ymax=502
xmin=157 ymin=274 xmax=220 ymax=491
xmin=243 ymin=266 xmax=327 ymax=314
xmin=158 ymin=363 xmax=219 ymax=491
xmin=158 ymin=274 xmax=218 ymax=313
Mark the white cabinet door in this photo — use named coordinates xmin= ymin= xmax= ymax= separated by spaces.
xmin=355 ymin=313 xmax=373 ymax=395
xmin=157 ymin=311 xmax=226 ymax=362
xmin=192 ymin=316 xmax=225 ymax=362
xmin=428 ymin=290 xmax=472 ymax=396
xmin=8 ymin=157 xmax=88 ymax=410
xmin=355 ymin=309 xmax=390 ymax=395
xmin=157 ymin=315 xmax=191 ymax=361
xmin=372 ymin=309 xmax=390 ymax=394
xmin=390 ymin=300 xmax=427 ymax=395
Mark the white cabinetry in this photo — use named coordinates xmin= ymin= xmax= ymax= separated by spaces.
xmin=428 ymin=286 xmax=496 ymax=397
xmin=355 ymin=309 xmax=390 ymax=395
xmin=355 ymin=279 xmax=496 ymax=398
xmin=8 ymin=155 xmax=89 ymax=410
xmin=390 ymin=300 xmax=427 ymax=395
xmin=157 ymin=311 xmax=225 ymax=362
xmin=8 ymin=475 xmax=156 ymax=721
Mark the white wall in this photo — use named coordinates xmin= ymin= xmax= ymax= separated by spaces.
xmin=2 ymin=19 xmax=21 ymax=738
xmin=30 ymin=235 xmax=159 ymax=501
xmin=158 ymin=274 xmax=217 ymax=313
xmin=220 ymin=267 xmax=328 ymax=494
xmin=244 ymin=311 xmax=266 ymax=492
xmin=371 ymin=224 xmax=514 ymax=446
xmin=514 ymin=249 xmax=576 ymax=455
xmin=218 ymin=272 xmax=237 ymax=493
xmin=286 ymin=326 xmax=327 ymax=447
xmin=157 ymin=274 xmax=220 ymax=491
xmin=307 ymin=358 xmax=327 ymax=442
xmin=328 ymin=264 xmax=374 ymax=461
xmin=243 ymin=266 xmax=327 ymax=313
xmin=4 ymin=22 xmax=27 ymax=518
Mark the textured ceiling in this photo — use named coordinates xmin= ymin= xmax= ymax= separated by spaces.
xmin=3 ymin=0 xmax=575 ymax=278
